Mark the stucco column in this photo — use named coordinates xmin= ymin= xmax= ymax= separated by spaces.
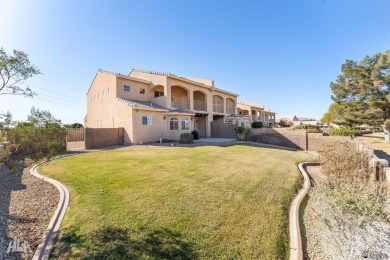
xmin=166 ymin=84 xmax=171 ymax=108
xmin=189 ymin=90 xmax=194 ymax=110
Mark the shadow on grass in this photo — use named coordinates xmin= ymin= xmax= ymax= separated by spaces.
xmin=57 ymin=226 xmax=198 ymax=260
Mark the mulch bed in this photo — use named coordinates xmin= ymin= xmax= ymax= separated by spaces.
xmin=0 ymin=160 xmax=59 ymax=260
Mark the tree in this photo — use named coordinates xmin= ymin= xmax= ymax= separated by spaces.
xmin=63 ymin=123 xmax=84 ymax=128
xmin=0 ymin=111 xmax=14 ymax=141
xmin=10 ymin=107 xmax=67 ymax=160
xmin=0 ymin=48 xmax=41 ymax=97
xmin=329 ymin=50 xmax=390 ymax=127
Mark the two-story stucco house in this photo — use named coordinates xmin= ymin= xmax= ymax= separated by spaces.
xmin=85 ymin=69 xmax=240 ymax=144
xmin=237 ymin=100 xmax=276 ymax=126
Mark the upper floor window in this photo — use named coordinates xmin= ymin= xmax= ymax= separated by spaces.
xmin=155 ymin=91 xmax=164 ymax=98
xmin=181 ymin=118 xmax=189 ymax=130
xmin=170 ymin=118 xmax=178 ymax=130
xmin=124 ymin=85 xmax=131 ymax=92
xmin=140 ymin=88 xmax=146 ymax=94
xmin=142 ymin=116 xmax=152 ymax=125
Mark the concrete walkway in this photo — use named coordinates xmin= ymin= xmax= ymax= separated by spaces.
xmin=194 ymin=138 xmax=235 ymax=143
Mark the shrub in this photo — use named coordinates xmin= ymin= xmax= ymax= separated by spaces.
xmin=10 ymin=122 xmax=67 ymax=161
xmin=179 ymin=133 xmax=193 ymax=144
xmin=251 ymin=121 xmax=263 ymax=128
xmin=306 ymin=128 xmax=322 ymax=133
xmin=318 ymin=142 xmax=372 ymax=183
xmin=329 ymin=128 xmax=357 ymax=137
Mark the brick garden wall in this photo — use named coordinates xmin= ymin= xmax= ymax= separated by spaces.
xmin=247 ymin=128 xmax=356 ymax=151
xmin=210 ymin=122 xmax=237 ymax=139
xmin=85 ymin=128 xmax=124 ymax=149
xmin=247 ymin=128 xmax=307 ymax=150
xmin=307 ymin=133 xmax=355 ymax=151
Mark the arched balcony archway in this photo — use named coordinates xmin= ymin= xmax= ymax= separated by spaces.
xmin=193 ymin=91 xmax=207 ymax=111
xmin=171 ymin=85 xmax=189 ymax=109
xmin=226 ymin=98 xmax=236 ymax=114
xmin=213 ymin=95 xmax=224 ymax=113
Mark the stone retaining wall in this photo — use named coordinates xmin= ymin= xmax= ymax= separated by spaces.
xmin=210 ymin=122 xmax=236 ymax=139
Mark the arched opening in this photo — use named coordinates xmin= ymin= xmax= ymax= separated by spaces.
xmin=213 ymin=95 xmax=224 ymax=113
xmin=171 ymin=86 xmax=189 ymax=109
xmin=153 ymin=85 xmax=165 ymax=98
xmin=193 ymin=91 xmax=207 ymax=111
xmin=226 ymin=98 xmax=235 ymax=114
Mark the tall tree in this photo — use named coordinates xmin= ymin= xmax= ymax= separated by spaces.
xmin=330 ymin=50 xmax=390 ymax=126
xmin=0 ymin=48 xmax=41 ymax=97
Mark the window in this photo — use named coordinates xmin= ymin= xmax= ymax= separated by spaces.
xmin=155 ymin=91 xmax=164 ymax=98
xmin=124 ymin=85 xmax=131 ymax=92
xmin=241 ymin=122 xmax=245 ymax=127
xmin=140 ymin=88 xmax=145 ymax=94
xmin=108 ymin=88 xmax=110 ymax=94
xmin=181 ymin=118 xmax=189 ymax=130
xmin=142 ymin=116 xmax=152 ymax=125
xmin=170 ymin=118 xmax=178 ymax=130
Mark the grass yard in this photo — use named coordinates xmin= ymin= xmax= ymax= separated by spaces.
xmin=358 ymin=132 xmax=390 ymax=161
xmin=39 ymin=144 xmax=316 ymax=259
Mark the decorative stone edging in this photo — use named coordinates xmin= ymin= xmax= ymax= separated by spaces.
xmin=30 ymin=157 xmax=70 ymax=260
xmin=289 ymin=162 xmax=311 ymax=260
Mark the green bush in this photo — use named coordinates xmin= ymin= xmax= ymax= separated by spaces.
xmin=251 ymin=121 xmax=263 ymax=128
xmin=11 ymin=123 xmax=67 ymax=160
xmin=179 ymin=133 xmax=193 ymax=144
xmin=306 ymin=128 xmax=322 ymax=133
xmin=329 ymin=128 xmax=357 ymax=137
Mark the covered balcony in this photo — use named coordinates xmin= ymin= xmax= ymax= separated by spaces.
xmin=171 ymin=86 xmax=189 ymax=109
xmin=213 ymin=95 xmax=224 ymax=113
xmin=193 ymin=91 xmax=207 ymax=111
xmin=226 ymin=98 xmax=235 ymax=114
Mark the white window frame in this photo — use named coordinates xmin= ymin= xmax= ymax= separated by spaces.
xmin=181 ymin=118 xmax=189 ymax=130
xmin=170 ymin=118 xmax=179 ymax=130
xmin=124 ymin=85 xmax=131 ymax=92
xmin=142 ymin=116 xmax=152 ymax=126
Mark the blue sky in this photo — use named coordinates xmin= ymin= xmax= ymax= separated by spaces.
xmin=1 ymin=0 xmax=389 ymax=124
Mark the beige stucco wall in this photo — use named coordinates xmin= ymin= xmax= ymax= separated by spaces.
xmin=85 ymin=72 xmax=117 ymax=128
xmin=116 ymin=78 xmax=151 ymax=101
xmin=131 ymin=111 xmax=194 ymax=143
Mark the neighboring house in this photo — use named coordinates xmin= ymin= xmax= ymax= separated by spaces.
xmin=276 ymin=115 xmax=320 ymax=127
xmin=85 ymin=69 xmax=240 ymax=143
xmin=237 ymin=100 xmax=276 ymax=126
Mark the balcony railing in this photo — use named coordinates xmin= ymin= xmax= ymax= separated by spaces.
xmin=194 ymin=100 xmax=206 ymax=111
xmin=171 ymin=96 xmax=189 ymax=109
xmin=226 ymin=106 xmax=235 ymax=114
xmin=213 ymin=103 xmax=224 ymax=113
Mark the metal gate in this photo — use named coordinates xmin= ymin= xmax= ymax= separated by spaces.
xmin=66 ymin=128 xmax=85 ymax=151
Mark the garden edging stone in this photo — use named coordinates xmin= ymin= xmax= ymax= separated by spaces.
xmin=30 ymin=155 xmax=71 ymax=260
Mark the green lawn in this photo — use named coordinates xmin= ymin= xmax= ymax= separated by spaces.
xmin=39 ymin=144 xmax=316 ymax=259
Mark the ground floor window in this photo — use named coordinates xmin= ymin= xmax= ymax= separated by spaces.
xmin=170 ymin=118 xmax=178 ymax=130
xmin=181 ymin=118 xmax=189 ymax=130
xmin=142 ymin=116 xmax=152 ymax=125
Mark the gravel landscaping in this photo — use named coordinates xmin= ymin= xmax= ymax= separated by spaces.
xmin=0 ymin=160 xmax=59 ymax=260
xmin=303 ymin=165 xmax=390 ymax=259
